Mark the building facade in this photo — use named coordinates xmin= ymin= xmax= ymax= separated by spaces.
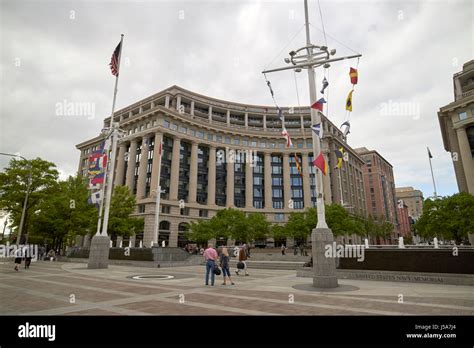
xmin=354 ymin=147 xmax=398 ymax=244
xmin=395 ymin=186 xmax=424 ymax=221
xmin=438 ymin=59 xmax=474 ymax=194
xmin=76 ymin=86 xmax=368 ymax=247
xmin=396 ymin=201 xmax=412 ymax=241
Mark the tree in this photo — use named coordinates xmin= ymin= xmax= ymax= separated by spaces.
xmin=186 ymin=220 xmax=216 ymax=245
xmin=285 ymin=211 xmax=311 ymax=242
xmin=416 ymin=193 xmax=474 ymax=243
xmin=247 ymin=213 xmax=271 ymax=241
xmin=0 ymin=157 xmax=58 ymax=243
xmin=108 ymin=186 xmax=144 ymax=238
xmin=305 ymin=205 xmax=365 ymax=239
xmin=29 ymin=175 xmax=97 ymax=250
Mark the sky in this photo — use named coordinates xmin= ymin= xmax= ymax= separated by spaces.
xmin=0 ymin=0 xmax=473 ymax=232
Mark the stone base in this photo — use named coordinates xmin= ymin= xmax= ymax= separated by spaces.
xmin=312 ymin=227 xmax=338 ymax=288
xmin=87 ymin=235 xmax=110 ymax=269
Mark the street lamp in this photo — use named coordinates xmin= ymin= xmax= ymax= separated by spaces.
xmin=262 ymin=0 xmax=361 ymax=288
xmin=0 ymin=152 xmax=32 ymax=246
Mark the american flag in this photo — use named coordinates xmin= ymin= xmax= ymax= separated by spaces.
xmin=109 ymin=41 xmax=122 ymax=76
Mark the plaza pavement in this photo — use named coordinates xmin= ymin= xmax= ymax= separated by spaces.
xmin=1 ymin=260 xmax=473 ymax=316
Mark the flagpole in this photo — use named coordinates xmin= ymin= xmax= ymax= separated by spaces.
xmin=428 ymin=147 xmax=438 ymax=199
xmin=338 ymin=167 xmax=344 ymax=205
xmin=153 ymin=141 xmax=163 ymax=245
xmin=101 ymin=34 xmax=124 ymax=237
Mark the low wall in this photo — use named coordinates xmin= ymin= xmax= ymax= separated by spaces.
xmin=67 ymin=247 xmax=153 ymax=261
xmin=339 ymin=248 xmax=474 ymax=274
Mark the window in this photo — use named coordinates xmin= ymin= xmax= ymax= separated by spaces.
xmin=275 ymin=213 xmax=284 ymax=221
xmin=216 ymin=135 xmax=222 ymax=142
xmin=272 ymin=189 xmax=283 ymax=198
xmin=272 ymin=177 xmax=283 ymax=186
xmin=225 ymin=137 xmax=231 ymax=144
xmin=138 ymin=205 xmax=145 ymax=213
xmin=466 ymin=126 xmax=474 ymax=157
xmin=197 ymin=131 xmax=204 ymax=138
xmin=273 ymin=201 xmax=283 ymax=209
xmin=179 ymin=126 xmax=187 ymax=134
xmin=199 ymin=209 xmax=208 ymax=217
xmin=163 ymin=120 xmax=170 ymax=128
xmin=242 ymin=139 xmax=248 ymax=146
xmin=459 ymin=111 xmax=468 ymax=121
xmin=161 ymin=205 xmax=170 ymax=214
xmin=234 ymin=139 xmax=240 ymax=145
xmin=251 ymin=141 xmax=257 ymax=147
xmin=180 ymin=207 xmax=190 ymax=216
xmin=170 ymin=123 xmax=178 ymax=130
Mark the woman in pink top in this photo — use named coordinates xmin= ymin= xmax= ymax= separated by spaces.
xmin=203 ymin=243 xmax=218 ymax=286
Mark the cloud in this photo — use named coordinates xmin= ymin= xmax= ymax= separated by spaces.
xmin=0 ymin=0 xmax=471 ymax=198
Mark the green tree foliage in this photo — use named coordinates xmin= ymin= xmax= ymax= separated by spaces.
xmin=0 ymin=157 xmax=58 ymax=242
xmin=285 ymin=211 xmax=311 ymax=241
xmin=108 ymin=186 xmax=144 ymax=238
xmin=325 ymin=204 xmax=365 ymax=237
xmin=29 ymin=176 xmax=97 ymax=248
xmin=187 ymin=208 xmax=270 ymax=243
xmin=247 ymin=213 xmax=271 ymax=241
xmin=415 ymin=193 xmax=474 ymax=243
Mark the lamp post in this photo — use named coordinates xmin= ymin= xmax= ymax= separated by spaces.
xmin=0 ymin=152 xmax=32 ymax=246
xmin=262 ymin=0 xmax=361 ymax=288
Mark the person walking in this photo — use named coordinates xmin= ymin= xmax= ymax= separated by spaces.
xmin=24 ymin=246 xmax=32 ymax=269
xmin=235 ymin=246 xmax=249 ymax=276
xmin=13 ymin=247 xmax=22 ymax=271
xmin=203 ymin=243 xmax=218 ymax=286
xmin=281 ymin=244 xmax=286 ymax=255
xmin=219 ymin=247 xmax=235 ymax=285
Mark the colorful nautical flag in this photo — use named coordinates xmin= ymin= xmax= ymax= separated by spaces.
xmin=312 ymin=153 xmax=328 ymax=176
xmin=340 ymin=120 xmax=350 ymax=137
xmin=350 ymin=67 xmax=358 ymax=85
xmin=278 ymin=108 xmax=284 ymax=122
xmin=335 ymin=147 xmax=344 ymax=169
xmin=311 ymin=123 xmax=323 ymax=138
xmin=267 ymin=80 xmax=274 ymax=97
xmin=345 ymin=90 xmax=353 ymax=112
xmin=311 ymin=98 xmax=326 ymax=112
xmin=294 ymin=154 xmax=303 ymax=177
xmin=320 ymin=77 xmax=329 ymax=94
xmin=88 ymin=142 xmax=107 ymax=184
xmin=281 ymin=129 xmax=293 ymax=148
xmin=88 ymin=191 xmax=102 ymax=205
xmin=109 ymin=41 xmax=122 ymax=76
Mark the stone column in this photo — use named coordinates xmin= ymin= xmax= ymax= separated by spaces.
xmin=125 ymin=140 xmax=138 ymax=189
xmin=114 ymin=144 xmax=127 ymax=186
xmin=208 ymin=106 xmax=213 ymax=123
xmin=302 ymin=153 xmax=312 ymax=208
xmin=150 ymin=132 xmax=163 ymax=194
xmin=190 ymin=100 xmax=195 ymax=116
xmin=226 ymin=157 xmax=234 ymax=207
xmin=264 ymin=153 xmax=272 ymax=209
xmin=208 ymin=146 xmax=216 ymax=206
xmin=136 ymin=136 xmax=150 ymax=199
xmin=263 ymin=114 xmax=267 ymax=130
xmin=245 ymin=154 xmax=253 ymax=208
xmin=169 ymin=222 xmax=178 ymax=247
xmin=188 ymin=142 xmax=199 ymax=203
xmin=456 ymin=127 xmax=474 ymax=192
xmin=176 ymin=95 xmax=181 ymax=111
xmin=244 ymin=112 xmax=248 ymax=129
xmin=283 ymin=153 xmax=291 ymax=209
xmin=227 ymin=110 xmax=231 ymax=127
xmin=169 ymin=137 xmax=181 ymax=201
xmin=165 ymin=95 xmax=170 ymax=108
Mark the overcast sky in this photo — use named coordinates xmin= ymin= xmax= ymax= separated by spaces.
xmin=1 ymin=0 xmax=473 ymax=214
